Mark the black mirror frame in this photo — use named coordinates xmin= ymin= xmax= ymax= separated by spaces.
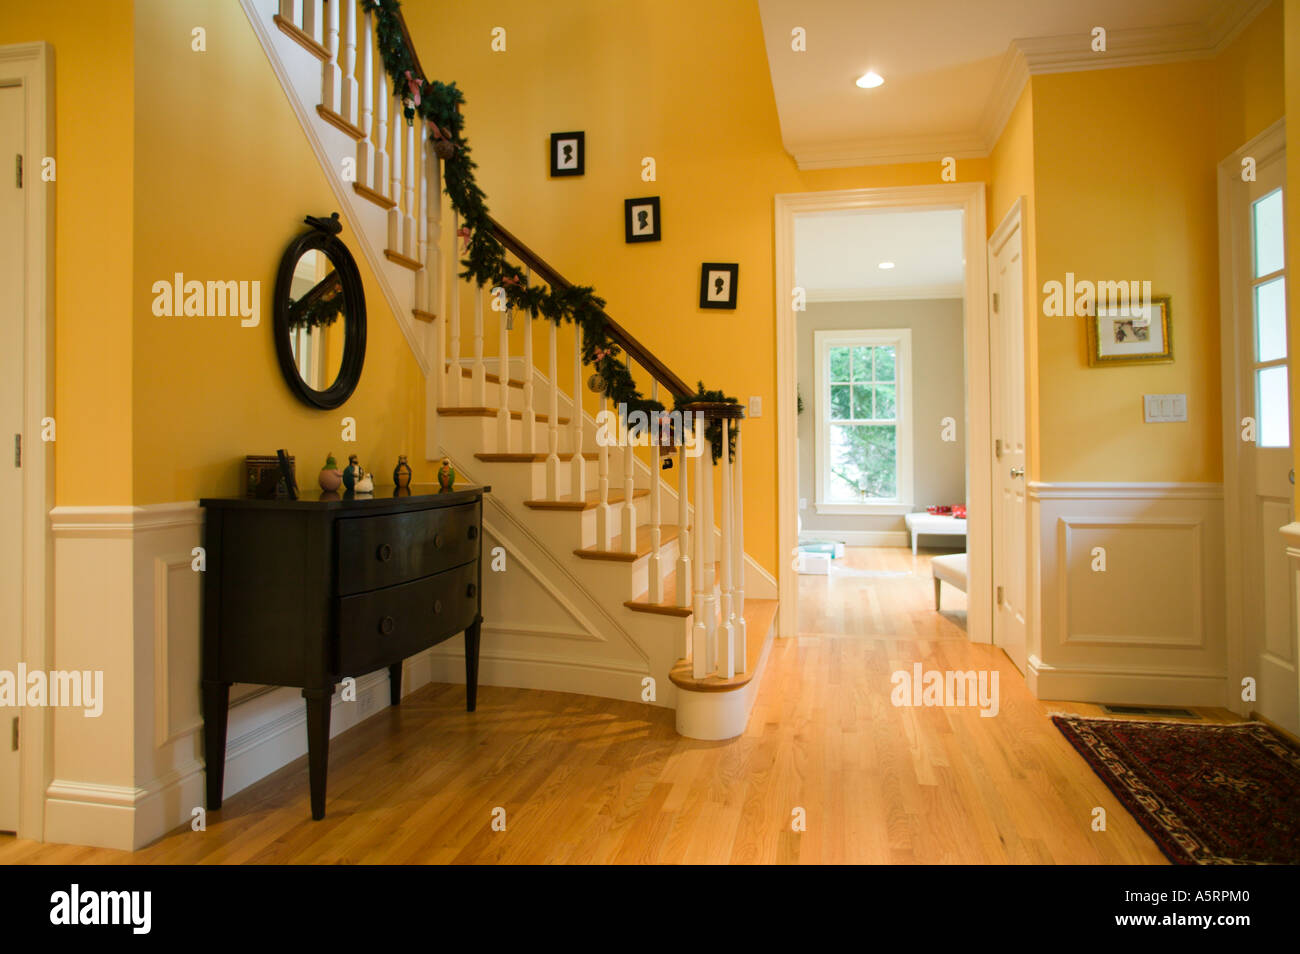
xmin=273 ymin=214 xmax=367 ymax=410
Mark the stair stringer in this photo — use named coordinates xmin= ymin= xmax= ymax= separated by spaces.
xmin=424 ymin=452 xmax=685 ymax=710
xmin=240 ymin=0 xmax=433 ymax=377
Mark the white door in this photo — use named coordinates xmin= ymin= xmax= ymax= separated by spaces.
xmin=989 ymin=202 xmax=1027 ymax=674
xmin=0 ymin=83 xmax=25 ymax=832
xmin=1233 ymin=149 xmax=1299 ymax=735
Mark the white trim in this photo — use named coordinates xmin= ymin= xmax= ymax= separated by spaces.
xmin=0 ymin=41 xmax=54 ymax=844
xmin=812 ymin=327 xmax=913 ymax=511
xmin=802 ymin=529 xmax=910 ymax=547
xmin=775 ymin=184 xmax=990 ymax=643
xmin=674 ymin=608 xmax=777 ymax=740
xmin=1028 ymin=481 xmax=1224 ymax=500
xmin=805 ymin=284 xmax=964 ymax=303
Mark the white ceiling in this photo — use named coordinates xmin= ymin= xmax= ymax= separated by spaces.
xmin=757 ymin=0 xmax=1268 ymax=167
xmin=794 ymin=207 xmax=965 ymax=301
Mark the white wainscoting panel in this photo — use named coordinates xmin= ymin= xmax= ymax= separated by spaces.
xmin=1027 ymin=483 xmax=1226 ymax=707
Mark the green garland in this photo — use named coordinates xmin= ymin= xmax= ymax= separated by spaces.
xmin=360 ymin=0 xmax=738 ymax=460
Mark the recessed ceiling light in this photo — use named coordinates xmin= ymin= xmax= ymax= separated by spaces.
xmin=856 ymin=71 xmax=884 ymax=89
xmin=878 ymin=261 xmax=895 ymax=269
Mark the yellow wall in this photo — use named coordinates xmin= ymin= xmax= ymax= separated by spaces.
xmin=131 ymin=0 xmax=432 ymax=503
xmin=1031 ymin=63 xmax=1223 ymax=482
xmin=407 ymin=0 xmax=990 ymax=575
xmin=1216 ymin=0 xmax=1285 ymax=162
xmin=0 ymin=0 xmax=135 ymax=505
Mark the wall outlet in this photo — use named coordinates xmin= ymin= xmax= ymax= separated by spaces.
xmin=749 ymin=396 xmax=762 ymax=418
xmin=799 ymin=497 xmax=807 ymax=511
xmin=1143 ymin=393 xmax=1187 ymax=423
xmin=358 ymin=691 xmax=377 ymax=717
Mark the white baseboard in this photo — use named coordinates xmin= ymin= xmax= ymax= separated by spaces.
xmin=802 ymin=530 xmax=910 ymax=547
xmin=423 ymin=646 xmax=657 ymax=706
xmin=1028 ymin=655 xmax=1228 ymax=707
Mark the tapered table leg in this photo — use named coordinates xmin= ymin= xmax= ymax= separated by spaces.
xmin=465 ymin=620 xmax=481 ymax=712
xmin=302 ymin=688 xmax=332 ymax=820
xmin=202 ymin=680 xmax=231 ymax=809
xmin=388 ymin=661 xmax=402 ymax=706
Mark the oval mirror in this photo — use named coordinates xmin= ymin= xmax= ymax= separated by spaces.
xmin=273 ymin=214 xmax=366 ymax=409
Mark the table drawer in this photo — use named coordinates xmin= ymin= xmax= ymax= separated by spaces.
xmin=336 ymin=502 xmax=478 ymax=595
xmin=337 ymin=561 xmax=480 ymax=676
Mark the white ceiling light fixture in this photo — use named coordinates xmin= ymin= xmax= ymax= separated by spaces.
xmin=855 ymin=70 xmax=884 ymax=89
xmin=878 ymin=261 xmax=895 ymax=269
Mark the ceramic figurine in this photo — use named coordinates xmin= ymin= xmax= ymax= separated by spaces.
xmin=393 ymin=455 xmax=412 ymax=490
xmin=318 ymin=452 xmax=343 ymax=492
xmin=437 ymin=458 xmax=456 ymax=493
xmin=355 ymin=471 xmax=374 ymax=494
xmin=342 ymin=454 xmax=362 ymax=492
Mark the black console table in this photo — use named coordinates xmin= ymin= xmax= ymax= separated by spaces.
xmin=199 ymin=487 xmax=488 ymax=819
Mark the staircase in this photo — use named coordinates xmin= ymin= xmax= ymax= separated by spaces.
xmin=241 ymin=0 xmax=778 ymax=740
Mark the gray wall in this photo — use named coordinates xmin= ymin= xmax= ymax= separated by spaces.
xmin=797 ymin=299 xmax=966 ymax=538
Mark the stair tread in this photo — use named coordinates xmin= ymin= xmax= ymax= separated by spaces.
xmin=575 ymin=524 xmax=680 ymax=562
xmin=668 ymin=599 xmax=778 ymax=693
xmin=447 ymin=363 xmax=527 ymax=389
xmin=625 ymin=561 xmax=717 ymax=617
xmin=475 ymin=451 xmax=599 ymax=463
xmin=439 ymin=407 xmax=570 ymax=424
xmin=524 ymin=488 xmax=649 ymax=511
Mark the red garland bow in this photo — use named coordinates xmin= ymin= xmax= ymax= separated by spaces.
xmin=403 ymin=70 xmax=422 ymax=107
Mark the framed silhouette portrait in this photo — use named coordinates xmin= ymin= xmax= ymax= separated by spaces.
xmin=624 ymin=196 xmax=661 ymax=243
xmin=699 ymin=262 xmax=738 ymax=309
xmin=550 ymin=131 xmax=584 ymax=177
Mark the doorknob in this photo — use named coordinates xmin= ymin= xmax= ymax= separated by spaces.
xmin=1010 ymin=466 xmax=1025 ymax=479
xmin=1291 ymin=469 xmax=1295 ymax=485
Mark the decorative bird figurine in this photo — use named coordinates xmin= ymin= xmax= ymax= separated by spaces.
xmin=318 ymin=452 xmax=342 ymax=492
xmin=342 ymin=454 xmax=362 ymax=492
xmin=437 ymin=458 xmax=456 ymax=493
xmin=355 ymin=471 xmax=374 ymax=494
xmin=304 ymin=211 xmax=343 ymax=234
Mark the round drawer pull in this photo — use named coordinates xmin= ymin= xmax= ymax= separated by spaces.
xmin=378 ymin=615 xmax=395 ymax=635
xmin=376 ymin=543 xmax=393 ymax=562
xmin=467 ymin=526 xmax=478 ymax=540
xmin=433 ymin=599 xmax=443 ymax=614
xmin=466 ymin=583 xmax=476 ymax=598
xmin=433 ymin=533 xmax=443 ymax=548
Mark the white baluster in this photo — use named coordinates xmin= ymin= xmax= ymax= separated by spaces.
xmin=647 ymin=381 xmax=663 ymax=602
xmin=621 ymin=386 xmax=637 ymax=555
xmin=596 ymin=393 xmax=613 ymax=549
xmin=415 ymin=120 xmax=429 ymax=314
xmin=676 ymin=412 xmax=692 ymax=609
xmin=521 ymin=269 xmax=536 ymax=453
xmin=356 ymin=11 xmax=374 ymax=190
xmin=388 ymin=106 xmax=404 ymax=252
xmin=322 ymin=0 xmax=341 ymax=113
xmin=691 ymin=414 xmax=709 ymax=678
xmin=472 ymin=283 xmax=486 ymax=406
xmin=278 ymin=0 xmax=295 ymax=25
xmin=403 ymin=120 xmax=417 ymax=258
xmin=303 ymin=0 xmax=322 ymax=45
xmin=702 ymin=422 xmax=718 ymax=670
xmin=497 ymin=293 xmax=512 ymax=451
xmin=446 ymin=211 xmax=462 ymax=404
xmin=733 ymin=421 xmax=747 ymax=671
xmin=376 ymin=66 xmax=390 ymax=199
xmin=718 ymin=418 xmax=736 ymax=679
xmin=546 ymin=319 xmax=561 ymax=499
xmin=570 ymin=334 xmax=586 ymax=500
xmin=341 ymin=0 xmax=358 ymax=125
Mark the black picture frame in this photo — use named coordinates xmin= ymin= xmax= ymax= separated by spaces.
xmin=699 ymin=262 xmax=739 ymax=309
xmin=624 ymin=196 xmax=661 ymax=243
xmin=272 ymin=214 xmax=367 ymax=410
xmin=550 ymin=131 xmax=584 ymax=177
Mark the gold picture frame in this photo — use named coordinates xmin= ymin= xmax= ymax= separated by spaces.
xmin=1087 ymin=294 xmax=1173 ymax=366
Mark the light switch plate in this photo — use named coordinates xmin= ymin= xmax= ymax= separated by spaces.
xmin=1144 ymin=393 xmax=1187 ymax=423
xmin=799 ymin=497 xmax=807 ymax=511
xmin=749 ymin=396 xmax=762 ymax=418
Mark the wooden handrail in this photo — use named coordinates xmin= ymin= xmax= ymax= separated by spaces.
xmin=487 ymin=216 xmax=695 ymax=401
xmin=392 ymin=6 xmax=699 ymax=405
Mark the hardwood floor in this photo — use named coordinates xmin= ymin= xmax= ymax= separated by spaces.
xmin=1 ymin=546 xmax=1239 ymax=864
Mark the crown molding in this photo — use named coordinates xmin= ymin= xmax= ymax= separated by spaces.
xmin=785 ymin=0 xmax=1273 ymax=169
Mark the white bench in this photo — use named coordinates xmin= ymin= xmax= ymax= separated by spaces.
xmin=904 ymin=511 xmax=967 ymax=555
xmin=931 ymin=553 xmax=968 ymax=610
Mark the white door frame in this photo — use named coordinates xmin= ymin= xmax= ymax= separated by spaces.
xmin=0 ymin=42 xmax=54 ymax=841
xmin=773 ymin=183 xmax=992 ymax=642
xmin=1217 ymin=117 xmax=1290 ymax=719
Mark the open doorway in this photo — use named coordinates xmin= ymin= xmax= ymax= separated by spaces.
xmin=775 ymin=184 xmax=995 ymax=653
xmin=792 ymin=206 xmax=971 ymax=636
